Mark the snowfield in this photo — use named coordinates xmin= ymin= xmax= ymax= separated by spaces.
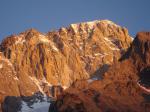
xmin=19 ymin=92 xmax=51 ymax=112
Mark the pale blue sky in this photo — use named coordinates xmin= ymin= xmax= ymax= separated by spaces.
xmin=0 ymin=0 xmax=150 ymax=41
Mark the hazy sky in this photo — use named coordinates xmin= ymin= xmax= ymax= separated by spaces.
xmin=0 ymin=0 xmax=150 ymax=41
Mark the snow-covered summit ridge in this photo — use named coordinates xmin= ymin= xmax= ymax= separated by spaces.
xmin=70 ymin=19 xmax=118 ymax=27
xmin=3 ymin=19 xmax=121 ymax=45
xmin=70 ymin=19 xmax=120 ymax=33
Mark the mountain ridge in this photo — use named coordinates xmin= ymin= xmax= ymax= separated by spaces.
xmin=0 ymin=19 xmax=133 ymax=112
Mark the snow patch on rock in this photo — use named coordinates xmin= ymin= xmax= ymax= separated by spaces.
xmin=39 ymin=34 xmax=50 ymax=43
xmin=86 ymin=21 xmax=97 ymax=29
xmin=1 ymin=58 xmax=13 ymax=67
xmin=29 ymin=76 xmax=45 ymax=95
xmin=137 ymin=81 xmax=150 ymax=93
xmin=69 ymin=19 xmax=119 ymax=34
xmin=51 ymin=44 xmax=59 ymax=52
xmin=20 ymin=93 xmax=51 ymax=112
xmin=62 ymin=86 xmax=68 ymax=90
xmin=38 ymin=34 xmax=59 ymax=52
xmin=14 ymin=76 xmax=19 ymax=81
xmin=70 ymin=24 xmax=79 ymax=33
xmin=87 ymin=77 xmax=98 ymax=83
xmin=21 ymin=100 xmax=50 ymax=112
xmin=100 ymin=20 xmax=119 ymax=27
xmin=94 ymin=53 xmax=103 ymax=56
xmin=15 ymin=35 xmax=26 ymax=44
xmin=104 ymin=37 xmax=120 ymax=51
xmin=41 ymin=77 xmax=52 ymax=87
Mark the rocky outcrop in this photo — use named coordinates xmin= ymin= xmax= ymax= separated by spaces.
xmin=51 ymin=86 xmax=63 ymax=98
xmin=0 ymin=52 xmax=38 ymax=111
xmin=0 ymin=53 xmax=20 ymax=111
xmin=49 ymin=32 xmax=150 ymax=112
xmin=2 ymin=96 xmax=22 ymax=112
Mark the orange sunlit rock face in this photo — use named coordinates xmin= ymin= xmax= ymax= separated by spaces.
xmin=49 ymin=32 xmax=150 ymax=112
xmin=0 ymin=20 xmax=133 ymax=111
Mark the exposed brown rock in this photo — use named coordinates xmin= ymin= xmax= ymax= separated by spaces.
xmin=51 ymin=86 xmax=63 ymax=98
xmin=50 ymin=32 xmax=150 ymax=112
xmin=0 ymin=20 xmax=133 ymax=111
xmin=0 ymin=53 xmax=20 ymax=102
xmin=0 ymin=52 xmax=38 ymax=111
xmin=0 ymin=20 xmax=132 ymax=87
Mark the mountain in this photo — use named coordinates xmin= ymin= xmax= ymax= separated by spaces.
xmin=0 ymin=20 xmax=132 ymax=112
xmin=49 ymin=32 xmax=150 ymax=112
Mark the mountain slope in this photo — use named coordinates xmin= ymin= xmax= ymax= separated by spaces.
xmin=49 ymin=32 xmax=150 ymax=112
xmin=0 ymin=20 xmax=132 ymax=86
xmin=0 ymin=20 xmax=132 ymax=111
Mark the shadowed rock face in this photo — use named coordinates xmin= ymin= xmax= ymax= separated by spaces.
xmin=51 ymin=86 xmax=63 ymax=98
xmin=49 ymin=32 xmax=150 ymax=112
xmin=2 ymin=96 xmax=22 ymax=112
xmin=0 ymin=20 xmax=132 ymax=111
xmin=139 ymin=67 xmax=150 ymax=87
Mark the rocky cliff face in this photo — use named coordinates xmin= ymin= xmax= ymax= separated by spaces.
xmin=0 ymin=20 xmax=132 ymax=111
xmin=49 ymin=32 xmax=150 ymax=112
xmin=0 ymin=53 xmax=20 ymax=103
xmin=0 ymin=20 xmax=132 ymax=86
xmin=0 ymin=52 xmax=39 ymax=111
